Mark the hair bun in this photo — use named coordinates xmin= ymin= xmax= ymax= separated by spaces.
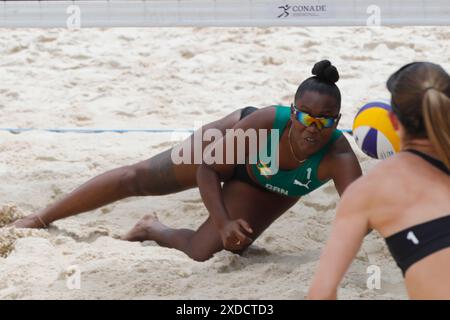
xmin=312 ymin=60 xmax=339 ymax=84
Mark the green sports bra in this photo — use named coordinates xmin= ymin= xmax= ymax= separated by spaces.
xmin=250 ymin=105 xmax=342 ymax=197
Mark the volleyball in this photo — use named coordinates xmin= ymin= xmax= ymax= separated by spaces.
xmin=352 ymin=101 xmax=400 ymax=159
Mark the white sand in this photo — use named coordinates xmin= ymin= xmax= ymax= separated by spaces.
xmin=0 ymin=27 xmax=448 ymax=300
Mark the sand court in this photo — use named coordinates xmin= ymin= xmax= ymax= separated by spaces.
xmin=1 ymin=26 xmax=449 ymax=299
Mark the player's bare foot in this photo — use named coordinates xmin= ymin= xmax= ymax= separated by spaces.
xmin=8 ymin=214 xmax=47 ymax=229
xmin=121 ymin=214 xmax=165 ymax=242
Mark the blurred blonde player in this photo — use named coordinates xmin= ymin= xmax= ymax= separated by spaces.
xmin=308 ymin=62 xmax=450 ymax=299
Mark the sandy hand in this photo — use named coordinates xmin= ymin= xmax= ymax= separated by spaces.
xmin=220 ymin=219 xmax=253 ymax=251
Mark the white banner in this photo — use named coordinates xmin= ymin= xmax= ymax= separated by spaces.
xmin=0 ymin=0 xmax=449 ymax=27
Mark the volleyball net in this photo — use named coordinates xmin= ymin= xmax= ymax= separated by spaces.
xmin=0 ymin=1 xmax=447 ymax=135
xmin=0 ymin=0 xmax=448 ymax=28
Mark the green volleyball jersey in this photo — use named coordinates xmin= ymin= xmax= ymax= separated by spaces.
xmin=250 ymin=105 xmax=342 ymax=197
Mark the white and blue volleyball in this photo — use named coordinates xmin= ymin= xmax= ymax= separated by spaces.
xmin=352 ymin=101 xmax=400 ymax=159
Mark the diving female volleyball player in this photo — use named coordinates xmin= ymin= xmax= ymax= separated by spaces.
xmin=13 ymin=60 xmax=362 ymax=262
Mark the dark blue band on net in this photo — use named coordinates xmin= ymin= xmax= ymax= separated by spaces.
xmin=0 ymin=128 xmax=353 ymax=134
